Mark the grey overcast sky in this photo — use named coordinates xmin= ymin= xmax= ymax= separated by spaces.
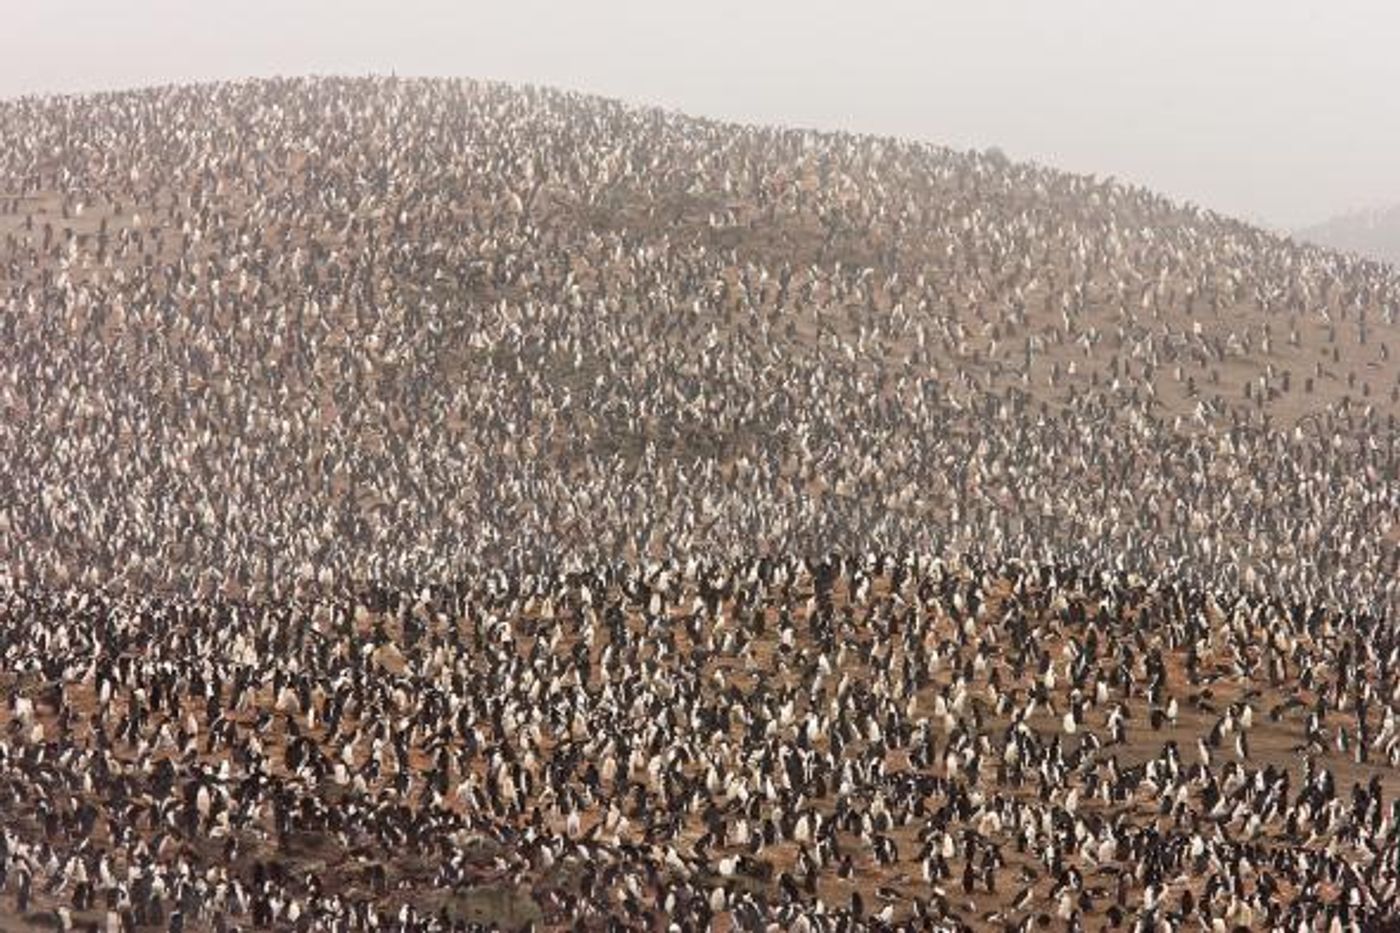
xmin=4 ymin=1 xmax=1396 ymax=229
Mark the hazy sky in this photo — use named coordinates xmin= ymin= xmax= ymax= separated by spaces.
xmin=5 ymin=1 xmax=1397 ymax=229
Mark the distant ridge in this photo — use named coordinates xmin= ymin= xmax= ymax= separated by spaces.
xmin=1297 ymin=203 xmax=1400 ymax=267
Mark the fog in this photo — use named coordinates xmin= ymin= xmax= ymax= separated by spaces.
xmin=6 ymin=0 xmax=1397 ymax=229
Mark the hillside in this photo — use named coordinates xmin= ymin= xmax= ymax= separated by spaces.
xmin=0 ymin=76 xmax=1395 ymax=607
xmin=1297 ymin=204 xmax=1400 ymax=268
xmin=0 ymin=77 xmax=1398 ymax=931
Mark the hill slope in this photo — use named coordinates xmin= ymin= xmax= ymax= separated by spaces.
xmin=1 ymin=76 xmax=1395 ymax=607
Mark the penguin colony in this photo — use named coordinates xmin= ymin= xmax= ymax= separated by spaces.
xmin=0 ymin=76 xmax=1397 ymax=930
